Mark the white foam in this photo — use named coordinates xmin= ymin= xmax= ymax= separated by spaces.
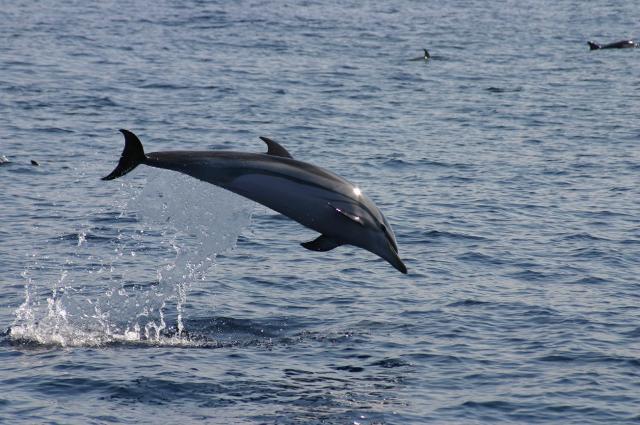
xmin=11 ymin=169 xmax=254 ymax=347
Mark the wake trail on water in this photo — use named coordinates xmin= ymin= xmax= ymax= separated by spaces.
xmin=10 ymin=170 xmax=254 ymax=347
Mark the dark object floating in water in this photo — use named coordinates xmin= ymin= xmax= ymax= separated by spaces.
xmin=588 ymin=40 xmax=638 ymax=50
xmin=486 ymin=87 xmax=523 ymax=93
xmin=409 ymin=49 xmax=431 ymax=61
xmin=0 ymin=157 xmax=39 ymax=166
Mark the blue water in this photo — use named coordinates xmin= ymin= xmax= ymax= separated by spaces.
xmin=1 ymin=0 xmax=640 ymax=423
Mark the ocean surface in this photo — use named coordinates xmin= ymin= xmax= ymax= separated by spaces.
xmin=1 ymin=0 xmax=639 ymax=423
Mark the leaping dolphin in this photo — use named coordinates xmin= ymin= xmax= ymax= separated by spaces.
xmin=103 ymin=130 xmax=407 ymax=274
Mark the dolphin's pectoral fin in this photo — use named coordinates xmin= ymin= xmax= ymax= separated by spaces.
xmin=259 ymin=137 xmax=293 ymax=158
xmin=301 ymin=235 xmax=342 ymax=252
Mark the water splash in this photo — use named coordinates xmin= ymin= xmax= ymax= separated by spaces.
xmin=10 ymin=170 xmax=253 ymax=347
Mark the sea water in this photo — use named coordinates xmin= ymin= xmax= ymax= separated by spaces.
xmin=1 ymin=0 xmax=639 ymax=423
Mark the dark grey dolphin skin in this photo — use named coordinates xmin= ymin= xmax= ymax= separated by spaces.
xmin=588 ymin=40 xmax=638 ymax=50
xmin=409 ymin=49 xmax=431 ymax=61
xmin=103 ymin=130 xmax=407 ymax=274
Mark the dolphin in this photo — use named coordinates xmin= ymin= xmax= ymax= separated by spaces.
xmin=409 ymin=49 xmax=431 ymax=61
xmin=588 ymin=40 xmax=638 ymax=50
xmin=102 ymin=130 xmax=407 ymax=274
xmin=0 ymin=156 xmax=39 ymax=166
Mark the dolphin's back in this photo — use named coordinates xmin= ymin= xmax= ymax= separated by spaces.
xmin=146 ymin=151 xmax=353 ymax=198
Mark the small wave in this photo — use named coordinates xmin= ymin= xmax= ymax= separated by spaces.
xmin=423 ymin=230 xmax=486 ymax=241
xmin=461 ymin=399 xmax=517 ymax=410
xmin=569 ymin=247 xmax=613 ymax=259
xmin=333 ymin=365 xmax=365 ymax=373
xmin=577 ymin=209 xmax=630 ymax=219
xmin=66 ymin=95 xmax=119 ymax=109
xmin=560 ymin=232 xmax=609 ymax=242
xmin=486 ymin=86 xmax=523 ymax=93
xmin=570 ymin=276 xmax=608 ymax=285
xmin=570 ymin=162 xmax=601 ymax=170
xmin=538 ymin=354 xmax=576 ymax=362
xmin=90 ymin=212 xmax=138 ymax=224
xmin=381 ymin=158 xmax=411 ymax=167
xmin=447 ymin=299 xmax=491 ymax=307
xmin=184 ymin=316 xmax=287 ymax=339
xmin=456 ymin=251 xmax=505 ymax=265
xmin=368 ymin=358 xmax=410 ymax=368
xmin=380 ymin=158 xmax=470 ymax=170
xmin=622 ymin=327 xmax=640 ymax=337
xmin=536 ymin=351 xmax=640 ymax=367
xmin=7 ymin=313 xmax=293 ymax=349
xmin=406 ymin=352 xmax=463 ymax=364
xmin=139 ymin=83 xmax=192 ymax=90
xmin=438 ymin=175 xmax=474 ymax=183
xmin=507 ymin=269 xmax=551 ymax=282
xmin=523 ymin=138 xmax=544 ymax=144
xmin=31 ymin=127 xmax=74 ymax=134
xmin=55 ymin=231 xmax=114 ymax=244
xmin=541 ymin=168 xmax=569 ymax=176
xmin=8 ymin=324 xmax=215 ymax=348
xmin=620 ymin=239 xmax=640 ymax=245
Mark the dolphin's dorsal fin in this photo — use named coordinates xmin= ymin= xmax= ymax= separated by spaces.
xmin=259 ymin=136 xmax=293 ymax=158
xmin=301 ymin=234 xmax=342 ymax=252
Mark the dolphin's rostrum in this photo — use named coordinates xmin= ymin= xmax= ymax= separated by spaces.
xmin=103 ymin=130 xmax=407 ymax=274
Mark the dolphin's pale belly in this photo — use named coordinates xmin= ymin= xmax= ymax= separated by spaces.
xmin=143 ymin=152 xmax=395 ymax=245
xmin=157 ymin=156 xmax=370 ymax=238
xmin=155 ymin=156 xmax=388 ymax=246
xmin=226 ymin=173 xmax=354 ymax=237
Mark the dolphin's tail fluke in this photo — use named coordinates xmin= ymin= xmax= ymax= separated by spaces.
xmin=102 ymin=129 xmax=147 ymax=180
xmin=588 ymin=41 xmax=601 ymax=50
